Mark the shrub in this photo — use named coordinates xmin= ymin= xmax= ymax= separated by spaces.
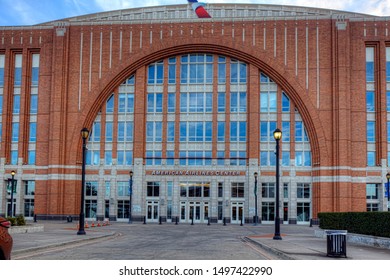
xmin=318 ymin=212 xmax=390 ymax=238
xmin=16 ymin=215 xmax=26 ymax=226
xmin=6 ymin=217 xmax=16 ymax=226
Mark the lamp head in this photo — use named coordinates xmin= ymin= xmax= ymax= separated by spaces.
xmin=81 ymin=127 xmax=89 ymax=140
xmin=387 ymin=172 xmax=390 ymax=180
xmin=273 ymin=128 xmax=282 ymax=141
xmin=254 ymin=172 xmax=258 ymax=178
xmin=129 ymin=170 xmax=133 ymax=177
xmin=11 ymin=170 xmax=15 ymax=176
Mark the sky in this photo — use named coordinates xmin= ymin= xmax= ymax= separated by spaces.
xmin=0 ymin=0 xmax=389 ymax=26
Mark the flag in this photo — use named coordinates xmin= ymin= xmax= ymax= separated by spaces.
xmin=187 ymin=0 xmax=211 ymax=18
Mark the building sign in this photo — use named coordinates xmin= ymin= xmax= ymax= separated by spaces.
xmin=147 ymin=170 xmax=245 ymax=176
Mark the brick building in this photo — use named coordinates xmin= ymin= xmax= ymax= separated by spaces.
xmin=0 ymin=3 xmax=388 ymax=224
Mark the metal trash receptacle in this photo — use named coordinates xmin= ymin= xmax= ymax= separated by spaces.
xmin=325 ymin=230 xmax=347 ymax=258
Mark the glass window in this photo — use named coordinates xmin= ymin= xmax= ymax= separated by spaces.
xmin=12 ymin=123 xmax=19 ymax=142
xmin=260 ymin=121 xmax=276 ymax=142
xmin=146 ymin=122 xmax=162 ymax=142
xmin=91 ymin=122 xmax=101 ymax=142
xmin=13 ymin=95 xmax=20 ymax=114
xmin=230 ymin=60 xmax=246 ymax=83
xmin=117 ymin=200 xmax=129 ymax=219
xmin=86 ymin=182 xmax=98 ymax=196
xmin=230 ymin=151 xmax=246 ymax=166
xmin=386 ymin=47 xmax=390 ymax=82
xmin=147 ymin=182 xmax=160 ymax=197
xmin=217 ymin=151 xmax=225 ymax=165
xmin=117 ymin=181 xmax=128 ymax=196
xmin=0 ymin=54 xmax=4 ymax=86
xmin=106 ymin=94 xmax=114 ymax=113
xmin=367 ymin=151 xmax=376 ymax=166
xmin=217 ymin=122 xmax=225 ymax=142
xmin=282 ymin=122 xmax=290 ymax=142
xmin=231 ymin=182 xmax=245 ymax=198
xmin=24 ymin=181 xmax=35 ymax=195
xmin=230 ymin=92 xmax=246 ymax=113
xmin=145 ymin=150 xmax=162 ymax=165
xmin=230 ymin=121 xmax=246 ymax=142
xmin=105 ymin=151 xmax=112 ymax=165
xmin=166 ymin=150 xmax=174 ymax=165
xmin=147 ymin=93 xmax=163 ymax=113
xmin=218 ymin=57 xmax=226 ymax=84
xmin=29 ymin=122 xmax=37 ymax=142
xmin=11 ymin=150 xmax=18 ymax=165
xmin=366 ymin=183 xmax=378 ymax=199
xmin=148 ymin=61 xmax=164 ymax=84
xmin=105 ymin=181 xmax=110 ymax=197
xmin=105 ymin=122 xmax=113 ymax=142
xmin=282 ymin=93 xmax=290 ymax=112
xmin=218 ymin=92 xmax=225 ymax=112
xmin=387 ymin=92 xmax=390 ymax=112
xmin=366 ymin=91 xmax=375 ymax=112
xmin=28 ymin=151 xmax=36 ymax=165
xmin=297 ymin=202 xmax=310 ymax=222
xmin=367 ymin=121 xmax=375 ymax=142
xmin=180 ymin=92 xmax=212 ymax=113
xmin=86 ymin=150 xmax=100 ymax=165
xmin=366 ymin=47 xmax=375 ymax=82
xmin=168 ymin=57 xmax=176 ymax=84
xmin=31 ymin=54 xmax=40 ymax=85
xmin=14 ymin=54 xmax=22 ymax=86
xmin=260 ymin=91 xmax=277 ymax=112
xmin=262 ymin=183 xmax=275 ymax=198
xmin=295 ymin=121 xmax=308 ymax=142
xmin=282 ymin=151 xmax=290 ymax=166
xmin=180 ymin=54 xmax=213 ymax=84
xmin=168 ymin=93 xmax=175 ymax=113
xmin=297 ymin=183 xmax=311 ymax=199
xmin=167 ymin=122 xmax=175 ymax=142
xmin=30 ymin=95 xmax=38 ymax=114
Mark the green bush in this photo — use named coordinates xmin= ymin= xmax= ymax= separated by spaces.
xmin=16 ymin=215 xmax=26 ymax=226
xmin=318 ymin=212 xmax=390 ymax=238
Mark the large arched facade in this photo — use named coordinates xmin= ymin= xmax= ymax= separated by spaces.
xmin=1 ymin=3 xmax=386 ymax=222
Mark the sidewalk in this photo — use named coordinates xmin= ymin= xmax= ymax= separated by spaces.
xmin=10 ymin=221 xmax=390 ymax=260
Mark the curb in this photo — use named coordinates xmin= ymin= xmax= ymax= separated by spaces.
xmin=242 ymin=237 xmax=295 ymax=260
xmin=12 ymin=231 xmax=117 ymax=257
xmin=9 ymin=224 xmax=44 ymax=234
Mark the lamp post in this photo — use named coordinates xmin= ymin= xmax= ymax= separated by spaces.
xmin=386 ymin=172 xmax=390 ymax=211
xmin=128 ymin=170 xmax=133 ymax=224
xmin=254 ymin=172 xmax=258 ymax=225
xmin=77 ymin=127 xmax=89 ymax=235
xmin=10 ymin=170 xmax=15 ymax=217
xmin=273 ymin=128 xmax=282 ymax=240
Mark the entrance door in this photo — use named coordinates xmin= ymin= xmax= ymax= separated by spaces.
xmin=146 ymin=201 xmax=159 ymax=222
xmin=180 ymin=201 xmax=208 ymax=223
xmin=189 ymin=202 xmax=201 ymax=223
xmin=231 ymin=202 xmax=244 ymax=224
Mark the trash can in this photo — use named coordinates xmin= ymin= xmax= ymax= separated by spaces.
xmin=325 ymin=230 xmax=347 ymax=257
xmin=66 ymin=216 xmax=73 ymax=223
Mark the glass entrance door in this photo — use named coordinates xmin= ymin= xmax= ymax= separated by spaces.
xmin=231 ymin=202 xmax=244 ymax=224
xmin=180 ymin=201 xmax=209 ymax=223
xmin=146 ymin=200 xmax=159 ymax=222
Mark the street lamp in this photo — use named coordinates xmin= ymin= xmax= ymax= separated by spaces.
xmin=10 ymin=170 xmax=15 ymax=217
xmin=254 ymin=172 xmax=258 ymax=225
xmin=273 ymin=128 xmax=282 ymax=240
xmin=77 ymin=127 xmax=89 ymax=235
xmin=128 ymin=170 xmax=133 ymax=224
xmin=386 ymin=172 xmax=390 ymax=211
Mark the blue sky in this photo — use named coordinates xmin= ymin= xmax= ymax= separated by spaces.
xmin=0 ymin=0 xmax=389 ymax=26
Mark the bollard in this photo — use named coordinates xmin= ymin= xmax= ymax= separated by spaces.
xmin=223 ymin=217 xmax=226 ymax=226
xmin=240 ymin=217 xmax=243 ymax=226
xmin=175 ymin=216 xmax=178 ymax=225
xmin=309 ymin=219 xmax=313 ymax=227
xmin=191 ymin=215 xmax=194 ymax=225
xmin=143 ymin=216 xmax=146 ymax=224
xmin=207 ymin=217 xmax=210 ymax=226
xmin=159 ymin=216 xmax=162 ymax=225
xmin=34 ymin=214 xmax=37 ymax=223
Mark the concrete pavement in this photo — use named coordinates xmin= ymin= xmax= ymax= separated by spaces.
xmin=9 ymin=221 xmax=390 ymax=260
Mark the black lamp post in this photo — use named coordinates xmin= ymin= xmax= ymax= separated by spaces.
xmin=254 ymin=172 xmax=258 ymax=225
xmin=128 ymin=170 xmax=133 ymax=224
xmin=273 ymin=128 xmax=282 ymax=240
xmin=77 ymin=127 xmax=89 ymax=235
xmin=10 ymin=170 xmax=15 ymax=217
xmin=386 ymin=172 xmax=390 ymax=212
